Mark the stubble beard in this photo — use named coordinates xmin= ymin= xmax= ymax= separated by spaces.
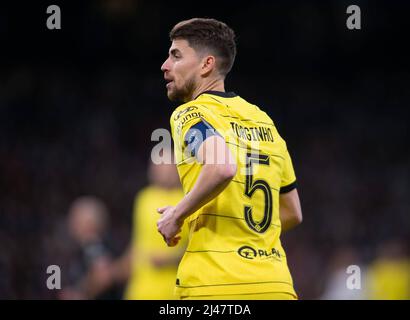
xmin=168 ymin=75 xmax=197 ymax=103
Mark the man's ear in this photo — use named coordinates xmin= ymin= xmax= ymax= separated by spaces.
xmin=200 ymin=55 xmax=216 ymax=76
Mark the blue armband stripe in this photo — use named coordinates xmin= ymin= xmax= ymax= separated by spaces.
xmin=184 ymin=120 xmax=218 ymax=157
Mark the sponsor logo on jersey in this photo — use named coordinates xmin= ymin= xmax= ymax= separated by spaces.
xmin=237 ymin=245 xmax=282 ymax=260
xmin=174 ymin=106 xmax=198 ymax=120
xmin=237 ymin=246 xmax=257 ymax=259
xmin=175 ymin=110 xmax=203 ymax=135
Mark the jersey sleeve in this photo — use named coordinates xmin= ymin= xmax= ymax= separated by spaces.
xmin=170 ymin=105 xmax=219 ymax=159
xmin=280 ymin=149 xmax=297 ymax=194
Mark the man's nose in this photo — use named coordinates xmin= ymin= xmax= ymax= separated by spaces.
xmin=161 ymin=58 xmax=170 ymax=72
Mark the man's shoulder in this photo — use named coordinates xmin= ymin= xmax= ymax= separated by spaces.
xmin=171 ymin=101 xmax=203 ymax=121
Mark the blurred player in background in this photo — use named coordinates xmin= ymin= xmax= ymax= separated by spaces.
xmin=365 ymin=238 xmax=410 ymax=299
xmin=111 ymin=148 xmax=187 ymax=299
xmin=58 ymin=196 xmax=122 ymax=300
xmin=158 ymin=18 xmax=303 ymax=300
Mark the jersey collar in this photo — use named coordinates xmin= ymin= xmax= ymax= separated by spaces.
xmin=196 ymin=90 xmax=237 ymax=99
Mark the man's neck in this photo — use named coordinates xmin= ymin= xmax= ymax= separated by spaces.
xmin=188 ymin=78 xmax=225 ymax=102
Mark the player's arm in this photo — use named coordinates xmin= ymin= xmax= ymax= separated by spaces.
xmin=279 ymin=188 xmax=302 ymax=232
xmin=157 ymin=133 xmax=236 ymax=246
xmin=176 ymin=134 xmax=236 ymax=218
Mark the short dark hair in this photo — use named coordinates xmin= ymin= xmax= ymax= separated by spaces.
xmin=170 ymin=18 xmax=236 ymax=76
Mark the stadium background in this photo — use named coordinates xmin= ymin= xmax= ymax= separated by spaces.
xmin=0 ymin=0 xmax=409 ymax=299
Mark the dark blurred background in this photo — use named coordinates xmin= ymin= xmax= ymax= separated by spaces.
xmin=0 ymin=0 xmax=409 ymax=299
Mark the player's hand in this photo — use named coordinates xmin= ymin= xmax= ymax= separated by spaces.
xmin=157 ymin=205 xmax=182 ymax=247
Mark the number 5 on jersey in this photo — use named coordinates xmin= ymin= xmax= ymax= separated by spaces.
xmin=244 ymin=153 xmax=273 ymax=233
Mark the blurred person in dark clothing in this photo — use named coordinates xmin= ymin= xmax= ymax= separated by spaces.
xmin=57 ymin=196 xmax=123 ymax=299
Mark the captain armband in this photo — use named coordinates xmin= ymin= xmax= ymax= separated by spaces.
xmin=184 ymin=120 xmax=219 ymax=157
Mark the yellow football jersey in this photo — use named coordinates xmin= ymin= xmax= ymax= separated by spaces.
xmin=170 ymin=91 xmax=298 ymax=298
xmin=366 ymin=258 xmax=410 ymax=300
xmin=124 ymin=186 xmax=186 ymax=300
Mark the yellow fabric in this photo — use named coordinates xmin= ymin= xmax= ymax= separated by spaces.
xmin=124 ymin=186 xmax=186 ymax=299
xmin=367 ymin=258 xmax=410 ymax=300
xmin=170 ymin=92 xmax=297 ymax=298
xmin=181 ymin=292 xmax=297 ymax=300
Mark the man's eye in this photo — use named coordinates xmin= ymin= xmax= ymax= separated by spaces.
xmin=172 ymin=53 xmax=181 ymax=59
